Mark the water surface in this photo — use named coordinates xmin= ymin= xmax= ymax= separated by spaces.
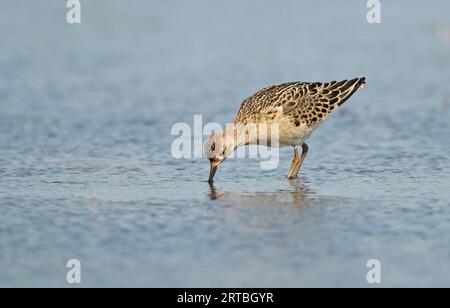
xmin=1 ymin=0 xmax=450 ymax=287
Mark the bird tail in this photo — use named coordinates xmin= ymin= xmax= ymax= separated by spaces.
xmin=326 ymin=77 xmax=366 ymax=107
xmin=357 ymin=77 xmax=366 ymax=89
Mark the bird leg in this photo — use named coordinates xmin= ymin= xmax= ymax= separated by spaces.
xmin=287 ymin=143 xmax=309 ymax=179
xmin=287 ymin=146 xmax=299 ymax=180
xmin=293 ymin=143 xmax=309 ymax=177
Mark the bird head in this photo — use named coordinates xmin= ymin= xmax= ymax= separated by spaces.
xmin=204 ymin=131 xmax=233 ymax=182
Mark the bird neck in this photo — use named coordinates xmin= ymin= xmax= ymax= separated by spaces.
xmin=224 ymin=123 xmax=260 ymax=151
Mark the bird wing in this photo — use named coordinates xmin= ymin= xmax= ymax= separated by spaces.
xmin=235 ymin=78 xmax=366 ymax=126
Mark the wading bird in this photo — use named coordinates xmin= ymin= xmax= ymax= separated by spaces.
xmin=204 ymin=77 xmax=366 ymax=182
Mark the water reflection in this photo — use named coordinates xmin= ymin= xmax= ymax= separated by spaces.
xmin=208 ymin=179 xmax=317 ymax=207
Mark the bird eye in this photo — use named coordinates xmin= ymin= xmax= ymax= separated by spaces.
xmin=211 ymin=143 xmax=215 ymax=151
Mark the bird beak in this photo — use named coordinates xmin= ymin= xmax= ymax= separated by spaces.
xmin=208 ymin=160 xmax=220 ymax=183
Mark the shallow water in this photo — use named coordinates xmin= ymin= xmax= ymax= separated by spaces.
xmin=1 ymin=0 xmax=450 ymax=287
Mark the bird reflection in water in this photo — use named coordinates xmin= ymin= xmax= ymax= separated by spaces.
xmin=208 ymin=179 xmax=316 ymax=208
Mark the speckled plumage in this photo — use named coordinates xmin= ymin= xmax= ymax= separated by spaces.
xmin=235 ymin=77 xmax=366 ymax=127
xmin=205 ymin=77 xmax=366 ymax=181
